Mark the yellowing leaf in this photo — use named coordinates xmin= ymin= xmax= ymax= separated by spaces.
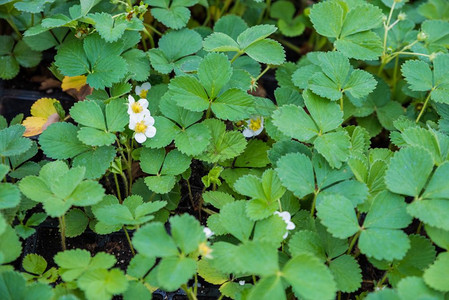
xmin=62 ymin=75 xmax=87 ymax=92
xmin=22 ymin=98 xmax=60 ymax=137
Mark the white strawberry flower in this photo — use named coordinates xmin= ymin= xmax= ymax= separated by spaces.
xmin=274 ymin=211 xmax=295 ymax=239
xmin=239 ymin=280 xmax=246 ymax=286
xmin=129 ymin=113 xmax=156 ymax=144
xmin=127 ymin=95 xmax=149 ymax=119
xmin=242 ymin=116 xmax=264 ymax=138
xmin=203 ymin=227 xmax=214 ymax=239
xmin=135 ymin=82 xmax=151 ymax=98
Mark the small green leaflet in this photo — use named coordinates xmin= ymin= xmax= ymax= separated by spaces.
xmin=203 ymin=24 xmax=285 ymax=65
xmin=145 ymin=0 xmax=199 ymax=29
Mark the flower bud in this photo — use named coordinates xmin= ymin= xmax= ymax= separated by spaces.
xmin=398 ymin=13 xmax=406 ymax=21
xmin=417 ymin=32 xmax=427 ymax=41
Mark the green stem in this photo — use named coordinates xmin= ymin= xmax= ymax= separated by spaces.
xmin=416 ymin=90 xmax=433 ymax=123
xmin=254 ymin=65 xmax=271 ymax=82
xmin=382 ymin=2 xmax=396 ymax=57
xmin=218 ymin=0 xmax=233 ymax=18
xmin=277 ymin=198 xmax=282 ymax=212
xmin=252 ymin=275 xmax=257 ymax=284
xmin=144 ymin=23 xmax=162 ymax=36
xmin=113 ymin=173 xmax=122 ymax=203
xmin=181 ymin=284 xmax=198 ymax=300
xmin=377 ymin=271 xmax=389 ymax=287
xmin=59 ymin=215 xmax=67 ymax=250
xmin=217 ymin=295 xmax=224 ymax=300
xmin=230 ymin=52 xmax=243 ymax=63
xmin=205 ymin=104 xmax=212 ymax=118
xmin=6 ymin=18 xmax=22 ymax=39
xmin=277 ymin=38 xmax=302 ymax=54
xmin=392 ymin=56 xmax=399 ymax=93
xmin=194 ymin=273 xmax=198 ymax=296
xmin=416 ymin=221 xmax=423 ymax=234
xmin=310 ymin=191 xmax=318 ymax=217
xmin=186 ymin=179 xmax=195 ymax=209
xmin=337 ymin=291 xmax=341 ymax=300
xmin=120 ymin=172 xmax=129 ymax=198
xmin=339 ymin=96 xmax=344 ymax=111
xmin=123 ymin=226 xmax=136 ymax=256
xmin=347 ymin=230 xmax=361 ymax=254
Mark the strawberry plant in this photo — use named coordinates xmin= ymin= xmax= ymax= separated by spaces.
xmin=1 ymin=0 xmax=449 ymax=299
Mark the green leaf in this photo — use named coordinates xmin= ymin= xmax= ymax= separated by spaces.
xmin=0 ymin=226 xmax=22 ymax=264
xmin=65 ymin=208 xmax=88 ymax=237
xmin=397 ymin=276 xmax=444 ymax=300
xmin=0 ymin=183 xmax=21 ymax=209
xmin=77 ymin=127 xmax=115 ymax=147
xmin=23 ymin=254 xmax=47 ymax=275
xmin=314 ymin=131 xmax=351 ymax=169
xmin=13 ymin=41 xmax=41 ymax=68
xmin=212 ymin=89 xmax=254 ymax=121
xmin=70 ymin=101 xmax=106 ymax=130
xmin=203 ymin=32 xmax=241 ymax=52
xmin=385 ymin=147 xmax=434 ymax=197
xmin=244 ymin=39 xmax=285 ymax=65
xmin=359 ymin=229 xmax=410 ymax=261
xmin=174 ymin=122 xmax=211 ymax=156
xmin=329 ymin=255 xmax=362 ymax=293
xmin=170 ymin=214 xmax=205 ymax=254
xmin=198 ymin=52 xmax=231 ymax=99
xmin=247 ymin=275 xmax=285 ymax=300
xmin=272 ymin=105 xmax=318 ymax=141
xmin=276 ymin=153 xmax=315 ymax=198
xmin=335 ymin=31 xmax=383 ymax=60
xmin=72 ymin=146 xmax=116 ymax=179
xmin=39 ymin=122 xmax=90 ymax=159
xmin=425 ymin=225 xmax=449 ymax=250
xmin=157 ymin=256 xmax=197 ymax=291
xmin=317 ymin=194 xmax=360 ymax=239
xmin=0 ymin=125 xmax=32 ymax=157
xmin=363 ymin=191 xmax=412 ymax=229
xmin=78 ymin=268 xmax=128 ymax=300
xmin=283 ymin=254 xmax=337 ymax=300
xmin=401 ymin=60 xmax=434 ymax=92
xmin=132 ymin=222 xmax=178 ymax=257
xmin=237 ymin=24 xmax=277 ymax=49
xmin=423 ymin=252 xmax=449 ymax=292
xmin=219 ymin=201 xmax=254 ymax=241
xmin=105 ymin=98 xmax=128 ymax=132
xmin=169 ymin=76 xmax=209 ymax=112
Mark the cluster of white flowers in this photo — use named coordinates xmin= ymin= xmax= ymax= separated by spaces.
xmin=274 ymin=211 xmax=295 ymax=239
xmin=127 ymin=83 xmax=156 ymax=143
xmin=242 ymin=116 xmax=264 ymax=138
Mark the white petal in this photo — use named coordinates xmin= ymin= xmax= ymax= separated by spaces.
xmin=144 ymin=114 xmax=155 ymax=126
xmin=282 ymin=232 xmax=289 ymax=239
xmin=141 ymin=82 xmax=152 ymax=90
xmin=203 ymin=227 xmax=214 ymax=238
xmin=145 ymin=125 xmax=156 ymax=138
xmin=135 ymin=86 xmax=142 ymax=95
xmin=135 ymin=132 xmax=147 ymax=143
xmin=286 ymin=221 xmax=295 ymax=230
xmin=138 ymin=98 xmax=149 ymax=110
xmin=128 ymin=95 xmax=136 ymax=104
xmin=242 ymin=128 xmax=254 ymax=138
xmin=239 ymin=281 xmax=245 ymax=286
xmin=254 ymin=124 xmax=264 ymax=136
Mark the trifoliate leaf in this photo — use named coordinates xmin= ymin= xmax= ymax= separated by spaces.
xmin=309 ymin=1 xmax=383 ymax=59
xmin=149 ymin=28 xmax=202 ymax=74
xmin=89 ymin=12 xmax=127 ymax=42
xmin=198 ymin=52 xmax=232 ymax=99
xmin=78 ymin=268 xmax=128 ymax=300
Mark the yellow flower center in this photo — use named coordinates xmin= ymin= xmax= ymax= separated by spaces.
xmin=198 ymin=242 xmax=213 ymax=258
xmin=249 ymin=118 xmax=262 ymax=131
xmin=135 ymin=121 xmax=147 ymax=133
xmin=131 ymin=102 xmax=143 ymax=113
xmin=139 ymin=89 xmax=148 ymax=98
